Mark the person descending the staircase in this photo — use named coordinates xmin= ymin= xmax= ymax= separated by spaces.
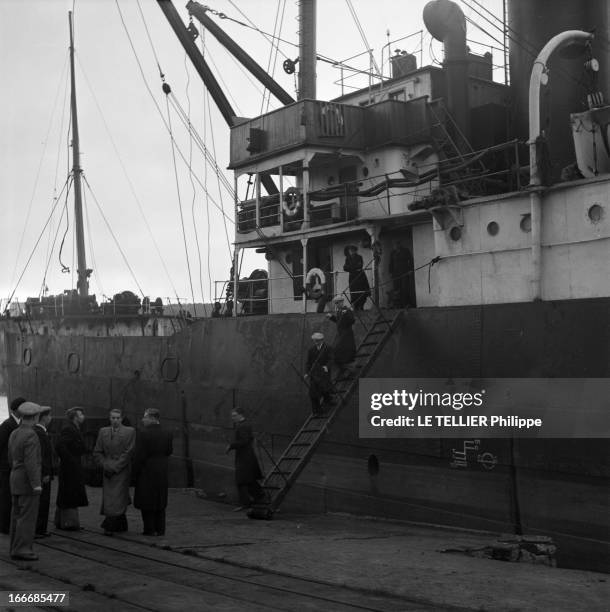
xmin=305 ymin=332 xmax=335 ymax=415
xmin=343 ymin=245 xmax=370 ymax=310
xmin=327 ymin=296 xmax=356 ymax=379
xmin=226 ymin=408 xmax=264 ymax=511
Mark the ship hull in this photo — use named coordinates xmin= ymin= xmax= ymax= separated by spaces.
xmin=1 ymin=297 xmax=608 ymax=571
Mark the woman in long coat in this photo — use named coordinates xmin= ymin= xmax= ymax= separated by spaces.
xmin=343 ymin=245 xmax=370 ymax=310
xmin=55 ymin=407 xmax=88 ymax=529
xmin=133 ymin=409 xmax=173 ymax=536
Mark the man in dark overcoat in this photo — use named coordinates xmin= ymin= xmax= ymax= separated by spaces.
xmin=55 ymin=407 xmax=88 ymax=530
xmin=226 ymin=408 xmax=263 ymax=510
xmin=343 ymin=245 xmax=371 ymax=310
xmin=305 ymin=332 xmax=334 ymax=415
xmin=327 ymin=296 xmax=356 ymax=376
xmin=34 ymin=407 xmax=53 ymax=537
xmin=8 ymin=401 xmax=42 ymax=561
xmin=0 ymin=397 xmax=25 ymax=534
xmin=133 ymin=409 xmax=173 ymax=536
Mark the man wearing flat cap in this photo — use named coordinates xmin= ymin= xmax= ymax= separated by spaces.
xmin=0 ymin=397 xmax=25 ymax=534
xmin=305 ymin=332 xmax=334 ymax=415
xmin=8 ymin=401 xmax=43 ymax=561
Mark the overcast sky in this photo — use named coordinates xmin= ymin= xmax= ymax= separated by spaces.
xmin=0 ymin=0 xmax=502 ymax=309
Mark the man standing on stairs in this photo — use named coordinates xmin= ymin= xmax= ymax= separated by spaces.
xmin=226 ymin=408 xmax=264 ymax=511
xmin=327 ymin=296 xmax=356 ymax=380
xmin=305 ymin=332 xmax=335 ymax=415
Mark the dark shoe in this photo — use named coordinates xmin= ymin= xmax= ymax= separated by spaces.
xmin=11 ymin=553 xmax=38 ymax=561
xmin=103 ymin=530 xmax=114 ymax=536
xmin=142 ymin=531 xmax=155 ymax=536
xmin=35 ymin=532 xmax=50 ymax=539
xmin=232 ymin=506 xmax=247 ymax=512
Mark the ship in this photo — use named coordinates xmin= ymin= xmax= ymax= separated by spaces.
xmin=1 ymin=0 xmax=608 ymax=572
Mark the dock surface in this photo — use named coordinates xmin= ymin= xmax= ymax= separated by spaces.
xmin=0 ymin=486 xmax=607 ymax=611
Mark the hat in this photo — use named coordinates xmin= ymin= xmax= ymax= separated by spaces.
xmin=66 ymin=407 xmax=84 ymax=420
xmin=38 ymin=406 xmax=52 ymax=417
xmin=311 ymin=332 xmax=324 ymax=341
xmin=17 ymin=401 xmax=42 ymax=417
xmin=332 ymin=295 xmax=345 ymax=303
xmin=9 ymin=397 xmax=26 ymax=414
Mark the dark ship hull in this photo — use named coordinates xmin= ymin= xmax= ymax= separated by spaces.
xmin=2 ymin=296 xmax=608 ymax=571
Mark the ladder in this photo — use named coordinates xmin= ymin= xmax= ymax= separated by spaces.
xmin=248 ymin=310 xmax=403 ymax=519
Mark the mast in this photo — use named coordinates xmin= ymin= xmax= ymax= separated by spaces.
xmin=69 ymin=11 xmax=89 ymax=298
xmin=298 ymin=0 xmax=316 ymax=100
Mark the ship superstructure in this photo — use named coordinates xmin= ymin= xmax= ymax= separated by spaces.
xmin=227 ymin=0 xmax=609 ymax=315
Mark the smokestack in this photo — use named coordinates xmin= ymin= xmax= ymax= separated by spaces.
xmin=298 ymin=0 xmax=316 ymax=100
xmin=423 ymin=0 xmax=470 ymax=141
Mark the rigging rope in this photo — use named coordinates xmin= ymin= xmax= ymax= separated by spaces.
xmin=345 ymin=0 xmax=382 ymax=80
xmin=81 ymin=175 xmax=145 ymax=298
xmin=75 ymin=56 xmax=181 ymax=302
xmin=164 ymin=91 xmax=198 ymax=314
xmin=10 ymin=52 xmax=70 ymax=295
xmin=184 ymin=54 xmax=206 ymax=315
xmin=6 ymin=177 xmax=71 ymax=310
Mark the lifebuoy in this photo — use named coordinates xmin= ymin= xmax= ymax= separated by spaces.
xmin=305 ymin=267 xmax=326 ymax=299
xmin=282 ymin=187 xmax=302 ymax=217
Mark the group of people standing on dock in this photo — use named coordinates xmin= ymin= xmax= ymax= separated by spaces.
xmin=0 ymin=399 xmax=172 ymax=562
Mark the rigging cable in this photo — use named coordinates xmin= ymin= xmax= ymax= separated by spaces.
xmin=115 ymin=0 xmax=235 ymax=224
xmin=184 ymin=51 xmax=206 ymax=315
xmin=57 ymin=179 xmax=72 ymax=275
xmin=164 ymin=90 xmax=198 ymax=314
xmin=82 ymin=183 xmax=104 ymax=299
xmin=201 ymin=31 xmax=214 ymax=305
xmin=81 ymin=175 xmax=145 ymax=298
xmin=344 ymin=0 xmax=383 ymax=80
xmin=10 ymin=52 xmax=70 ymax=295
xmin=40 ymin=178 xmax=72 ymax=299
xmin=75 ymin=56 xmax=181 ymax=302
xmin=6 ymin=178 xmax=71 ymax=310
xmin=260 ymin=0 xmax=286 ymax=115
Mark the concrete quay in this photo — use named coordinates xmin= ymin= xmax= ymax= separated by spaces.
xmin=0 ymin=486 xmax=607 ymax=611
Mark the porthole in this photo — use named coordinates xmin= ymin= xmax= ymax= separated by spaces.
xmin=449 ymin=226 xmax=462 ymax=241
xmin=487 ymin=221 xmax=499 ymax=236
xmin=161 ymin=357 xmax=180 ymax=382
xmin=67 ymin=352 xmax=80 ymax=374
xmin=520 ymin=214 xmax=531 ymax=233
xmin=23 ymin=348 xmax=32 ymax=366
xmin=588 ymin=204 xmax=603 ymax=224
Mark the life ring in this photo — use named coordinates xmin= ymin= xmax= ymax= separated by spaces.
xmin=282 ymin=187 xmax=302 ymax=217
xmin=305 ymin=267 xmax=326 ymax=299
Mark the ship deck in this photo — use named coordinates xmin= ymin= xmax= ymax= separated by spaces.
xmin=0 ymin=485 xmax=606 ymax=611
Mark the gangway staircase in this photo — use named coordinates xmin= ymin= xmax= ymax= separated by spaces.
xmin=248 ymin=310 xmax=403 ymax=520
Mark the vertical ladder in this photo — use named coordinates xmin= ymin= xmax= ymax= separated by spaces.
xmin=248 ymin=311 xmax=403 ymax=519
